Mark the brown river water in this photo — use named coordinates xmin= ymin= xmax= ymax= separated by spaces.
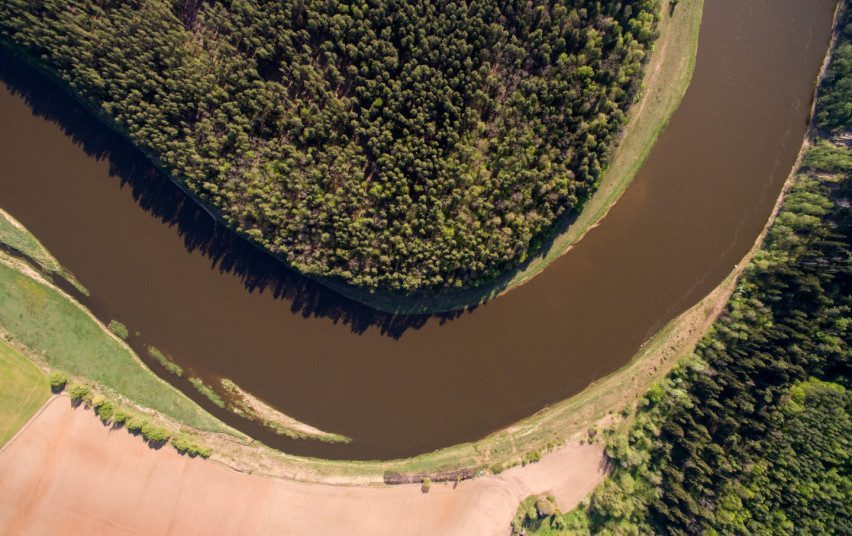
xmin=0 ymin=0 xmax=837 ymax=460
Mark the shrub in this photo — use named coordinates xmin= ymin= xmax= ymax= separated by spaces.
xmin=67 ymin=383 xmax=90 ymax=403
xmin=97 ymin=401 xmax=114 ymax=423
xmin=112 ymin=408 xmax=131 ymax=426
xmin=522 ymin=450 xmax=542 ymax=466
xmin=107 ymin=320 xmax=129 ymax=340
xmin=48 ymin=371 xmax=67 ymax=393
xmin=125 ymin=416 xmax=147 ymax=434
xmin=421 ymin=478 xmax=432 ymax=493
xmin=91 ymin=394 xmax=106 ymax=409
xmin=171 ymin=433 xmax=212 ymax=458
xmin=141 ymin=422 xmax=170 ymax=444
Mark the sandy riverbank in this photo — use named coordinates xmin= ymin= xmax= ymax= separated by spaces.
xmin=0 ymin=396 xmax=606 ymax=535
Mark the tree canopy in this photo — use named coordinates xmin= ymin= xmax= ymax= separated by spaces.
xmin=0 ymin=0 xmax=660 ymax=290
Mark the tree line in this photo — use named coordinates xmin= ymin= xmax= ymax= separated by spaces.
xmin=0 ymin=0 xmax=660 ymax=290
xmin=514 ymin=5 xmax=851 ymax=532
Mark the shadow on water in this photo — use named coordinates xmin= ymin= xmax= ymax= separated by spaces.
xmin=0 ymin=47 xmax=469 ymax=339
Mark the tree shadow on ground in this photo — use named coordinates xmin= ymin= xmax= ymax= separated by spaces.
xmin=0 ymin=47 xmax=469 ymax=338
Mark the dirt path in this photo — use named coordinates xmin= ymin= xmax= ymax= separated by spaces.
xmin=0 ymin=397 xmax=605 ymax=535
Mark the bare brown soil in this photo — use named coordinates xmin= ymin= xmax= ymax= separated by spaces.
xmin=0 ymin=397 xmax=605 ymax=535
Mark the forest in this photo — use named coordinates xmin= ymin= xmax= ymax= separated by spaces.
xmin=0 ymin=0 xmax=660 ymax=291
xmin=515 ymin=7 xmax=851 ymax=533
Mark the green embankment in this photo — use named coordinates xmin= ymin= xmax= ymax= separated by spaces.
xmin=0 ymin=338 xmax=50 ymax=447
xmin=0 ymin=258 xmax=230 ymax=434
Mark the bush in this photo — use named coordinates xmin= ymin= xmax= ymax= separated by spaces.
xmin=125 ymin=416 xmax=147 ymax=434
xmin=67 ymin=383 xmax=90 ymax=403
xmin=140 ymin=422 xmax=170 ymax=444
xmin=107 ymin=320 xmax=129 ymax=340
xmin=522 ymin=450 xmax=542 ymax=466
xmin=421 ymin=478 xmax=432 ymax=493
xmin=48 ymin=371 xmax=67 ymax=393
xmin=171 ymin=433 xmax=212 ymax=458
xmin=112 ymin=408 xmax=131 ymax=426
xmin=97 ymin=401 xmax=114 ymax=423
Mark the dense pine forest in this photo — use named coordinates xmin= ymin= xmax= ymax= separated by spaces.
xmin=0 ymin=0 xmax=659 ymax=291
xmin=515 ymin=6 xmax=851 ymax=534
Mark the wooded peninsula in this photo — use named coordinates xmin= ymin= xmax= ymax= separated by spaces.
xmin=0 ymin=0 xmax=659 ymax=291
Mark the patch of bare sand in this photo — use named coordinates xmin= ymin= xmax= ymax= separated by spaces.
xmin=0 ymin=397 xmax=604 ymax=535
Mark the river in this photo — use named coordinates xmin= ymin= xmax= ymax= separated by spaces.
xmin=0 ymin=0 xmax=837 ymax=459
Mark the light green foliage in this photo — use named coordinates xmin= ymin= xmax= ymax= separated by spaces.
xmin=0 ymin=262 xmax=227 ymax=432
xmin=108 ymin=320 xmax=129 ymax=340
xmin=125 ymin=416 xmax=147 ymax=434
xmin=189 ymin=377 xmax=226 ymax=409
xmin=147 ymin=346 xmax=184 ymax=377
xmin=67 ymin=383 xmax=90 ymax=403
xmin=522 ymin=450 xmax=542 ymax=466
xmin=48 ymin=371 xmax=67 ymax=392
xmin=171 ymin=432 xmax=212 ymax=458
xmin=96 ymin=400 xmax=114 ymax=423
xmin=511 ymin=495 xmax=568 ymax=535
xmin=112 ymin=408 xmax=131 ymax=426
xmin=140 ymin=422 xmax=171 ymax=444
xmin=711 ymin=379 xmax=851 ymax=535
xmin=0 ymin=0 xmax=660 ymax=291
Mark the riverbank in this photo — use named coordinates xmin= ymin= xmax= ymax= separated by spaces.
xmin=0 ymin=0 xmax=702 ymax=315
xmin=0 ymin=201 xmax=772 ymax=485
xmin=0 ymin=396 xmax=605 ymax=535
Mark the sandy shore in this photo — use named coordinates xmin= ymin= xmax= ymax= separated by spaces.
xmin=0 ymin=397 xmax=605 ymax=535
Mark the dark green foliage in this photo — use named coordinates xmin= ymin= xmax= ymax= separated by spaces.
xmin=66 ymin=382 xmax=90 ymax=403
xmin=712 ymin=379 xmax=851 ymax=534
xmin=0 ymin=0 xmax=659 ymax=290
xmin=551 ymin=13 xmax=852 ymax=533
xmin=564 ymin=131 xmax=851 ymax=534
xmin=48 ymin=371 xmax=67 ymax=393
xmin=815 ymin=6 xmax=852 ymax=133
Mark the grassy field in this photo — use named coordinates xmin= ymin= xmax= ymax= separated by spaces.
xmin=0 ymin=254 xmax=230 ymax=435
xmin=318 ymin=0 xmax=705 ymax=314
xmin=0 ymin=338 xmax=49 ymax=447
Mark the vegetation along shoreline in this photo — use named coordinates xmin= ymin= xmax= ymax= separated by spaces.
xmin=0 ymin=0 xmax=701 ymax=313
